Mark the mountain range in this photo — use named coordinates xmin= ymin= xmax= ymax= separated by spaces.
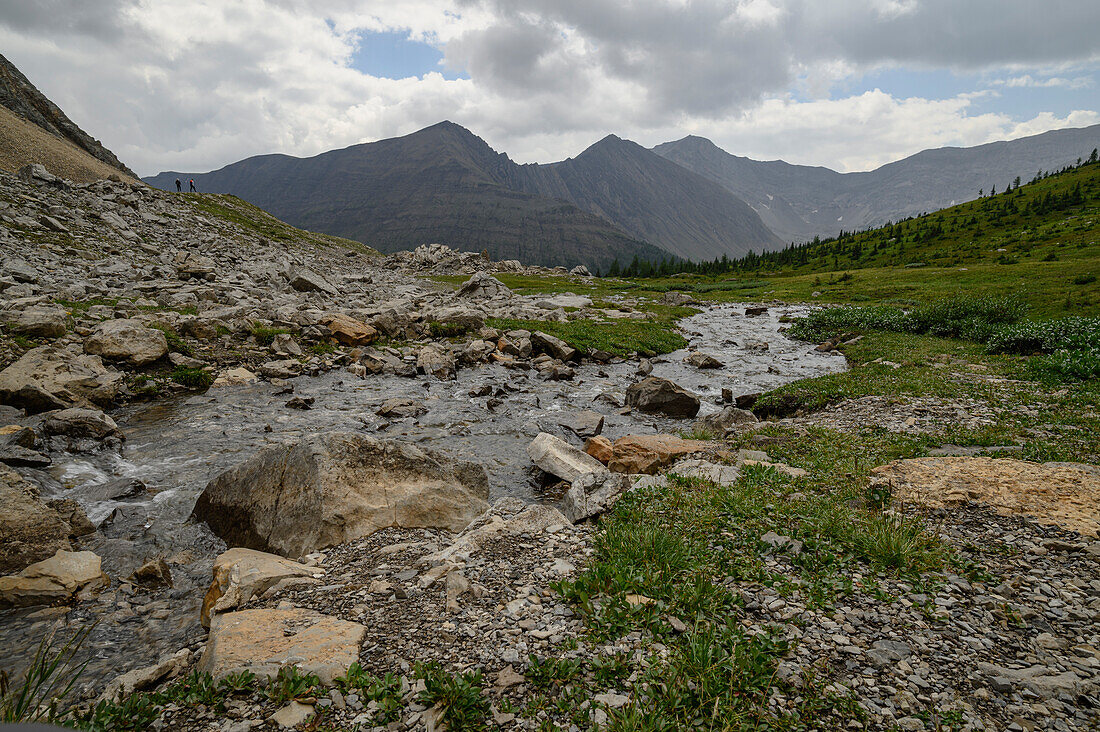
xmin=145 ymin=121 xmax=780 ymax=269
xmin=149 ymin=121 xmax=1100 ymax=268
xmin=653 ymin=125 xmax=1100 ymax=243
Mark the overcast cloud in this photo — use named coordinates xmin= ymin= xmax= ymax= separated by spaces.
xmin=1 ymin=0 xmax=1097 ymax=176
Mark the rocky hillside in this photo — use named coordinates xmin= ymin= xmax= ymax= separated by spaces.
xmin=0 ymin=53 xmax=136 ymax=179
xmin=145 ymin=122 xmax=780 ymax=268
xmin=654 ymin=124 xmax=1100 ymax=242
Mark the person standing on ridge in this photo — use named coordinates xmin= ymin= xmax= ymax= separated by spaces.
xmin=189 ymin=178 xmax=196 ymax=192
xmin=175 ymin=178 xmax=181 ymax=192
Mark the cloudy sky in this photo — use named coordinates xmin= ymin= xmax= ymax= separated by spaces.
xmin=2 ymin=0 xmax=1098 ymax=177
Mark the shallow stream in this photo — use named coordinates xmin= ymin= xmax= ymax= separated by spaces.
xmin=1 ymin=303 xmax=845 ymax=690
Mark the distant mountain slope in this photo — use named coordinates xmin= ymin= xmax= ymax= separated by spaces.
xmin=146 ymin=122 xmax=780 ymax=267
xmin=0 ymin=53 xmax=136 ymax=179
xmin=509 ymin=135 xmax=781 ymax=261
xmin=654 ymin=124 xmax=1100 ymax=243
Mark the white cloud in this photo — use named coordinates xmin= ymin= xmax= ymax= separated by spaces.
xmin=0 ymin=0 xmax=1096 ymax=176
xmin=996 ymin=74 xmax=1093 ymax=89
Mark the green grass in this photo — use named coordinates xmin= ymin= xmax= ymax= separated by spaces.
xmin=170 ymin=366 xmax=213 ymax=390
xmin=187 ymin=194 xmax=378 ymax=255
xmin=148 ymin=324 xmax=192 ymax=357
xmin=487 ymin=317 xmax=688 ymax=357
xmin=247 ymin=322 xmax=290 ymax=346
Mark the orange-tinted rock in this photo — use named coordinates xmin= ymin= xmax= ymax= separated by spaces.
xmin=607 ymin=435 xmax=709 ymax=475
xmin=324 ymin=314 xmax=377 ymax=346
xmin=585 ymin=436 xmax=614 ymax=464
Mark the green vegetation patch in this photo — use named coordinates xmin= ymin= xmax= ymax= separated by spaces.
xmin=487 ymin=317 xmax=688 ymax=357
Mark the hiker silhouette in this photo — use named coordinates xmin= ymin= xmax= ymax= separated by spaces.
xmin=175 ymin=178 xmax=181 ymax=192
xmin=189 ymin=179 xmax=196 ymax=192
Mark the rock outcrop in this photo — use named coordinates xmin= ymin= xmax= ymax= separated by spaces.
xmin=606 ymin=434 xmax=710 ymax=475
xmin=201 ymin=548 xmax=317 ymax=627
xmin=191 ymin=433 xmax=490 ymax=558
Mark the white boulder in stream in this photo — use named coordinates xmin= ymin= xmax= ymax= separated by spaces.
xmin=191 ymin=433 xmax=490 ymax=558
xmin=526 ymin=432 xmax=609 ymax=483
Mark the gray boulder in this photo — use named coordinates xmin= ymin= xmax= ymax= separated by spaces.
xmin=457 ymin=272 xmax=511 ymax=299
xmin=3 ymin=306 xmax=68 ymax=339
xmin=531 ymin=331 xmax=577 ymax=361
xmin=84 ymin=318 xmax=169 ymax=366
xmin=562 ymin=472 xmax=632 ymax=522
xmin=191 ymin=433 xmax=490 ymax=558
xmin=693 ymin=406 xmax=757 ymax=435
xmin=526 ymin=432 xmax=608 ymax=483
xmin=0 ymin=346 xmax=123 ymax=413
xmin=288 ymin=267 xmax=338 ymax=295
xmin=625 ymin=377 xmax=700 ymax=418
xmin=42 ymin=407 xmax=123 ymax=452
xmin=417 ymin=343 xmax=455 ymax=380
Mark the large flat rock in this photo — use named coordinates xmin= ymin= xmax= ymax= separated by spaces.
xmin=0 ymin=549 xmax=106 ymax=607
xmin=870 ymin=457 xmax=1100 ymax=537
xmin=198 ymin=607 xmax=365 ymax=684
xmin=527 ymin=432 xmax=608 ymax=483
xmin=201 ymin=548 xmax=317 ymax=627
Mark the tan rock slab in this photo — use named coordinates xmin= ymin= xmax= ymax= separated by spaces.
xmin=870 ymin=457 xmax=1100 ymax=537
xmin=201 ymin=548 xmax=317 ymax=627
xmin=198 ymin=607 xmax=365 ymax=684
xmin=0 ymin=549 xmax=107 ymax=607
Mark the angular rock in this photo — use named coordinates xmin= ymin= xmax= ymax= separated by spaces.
xmin=417 ymin=343 xmax=455 ymax=380
xmin=559 ymin=410 xmax=604 ymax=439
xmin=670 ymin=459 xmax=741 ymax=485
xmin=526 ymin=432 xmax=609 ymax=483
xmin=585 ymin=436 xmax=614 ymax=464
xmin=531 ymin=331 xmax=577 ymax=361
xmin=130 ymin=557 xmax=173 ymax=588
xmin=0 ymin=550 xmax=107 ymax=608
xmin=376 ymin=398 xmax=427 ymax=419
xmin=3 ymin=306 xmax=68 ymax=338
xmin=288 ymin=267 xmax=338 ymax=295
xmin=457 ymin=272 xmax=511 ymax=299
xmin=0 ymin=346 xmax=123 ymax=413
xmin=198 ymin=607 xmax=365 ymax=684
xmin=46 ymin=499 xmax=95 ymax=538
xmin=100 ymin=649 xmax=191 ymax=701
xmin=258 ymin=360 xmax=302 ymax=379
xmin=684 ymin=352 xmax=723 ymax=369
xmin=201 ymin=548 xmax=315 ymax=627
xmin=625 ymin=377 xmax=700 ymax=418
xmin=692 ymin=406 xmax=757 ymax=436
xmin=324 ymin=313 xmax=377 ymax=346
xmin=0 ymin=465 xmax=74 ymax=573
xmin=84 ymin=318 xmax=169 ymax=366
xmin=42 ymin=407 xmax=123 ymax=451
xmin=607 ymin=434 xmax=709 ymax=475
xmin=429 ymin=498 xmax=570 ymax=564
xmin=192 ymin=433 xmax=490 ymax=558
xmin=563 ymin=472 xmax=632 ymax=522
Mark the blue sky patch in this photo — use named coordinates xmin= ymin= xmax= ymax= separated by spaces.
xmin=350 ymin=30 xmax=467 ymax=80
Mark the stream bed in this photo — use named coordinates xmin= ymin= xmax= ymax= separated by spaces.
xmin=0 ymin=303 xmax=845 ymax=690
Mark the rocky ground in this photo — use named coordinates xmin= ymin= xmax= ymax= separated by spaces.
xmin=1 ymin=166 xmax=1098 ymax=731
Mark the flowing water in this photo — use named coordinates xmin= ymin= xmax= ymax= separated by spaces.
xmin=0 ymin=304 xmax=845 ymax=690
